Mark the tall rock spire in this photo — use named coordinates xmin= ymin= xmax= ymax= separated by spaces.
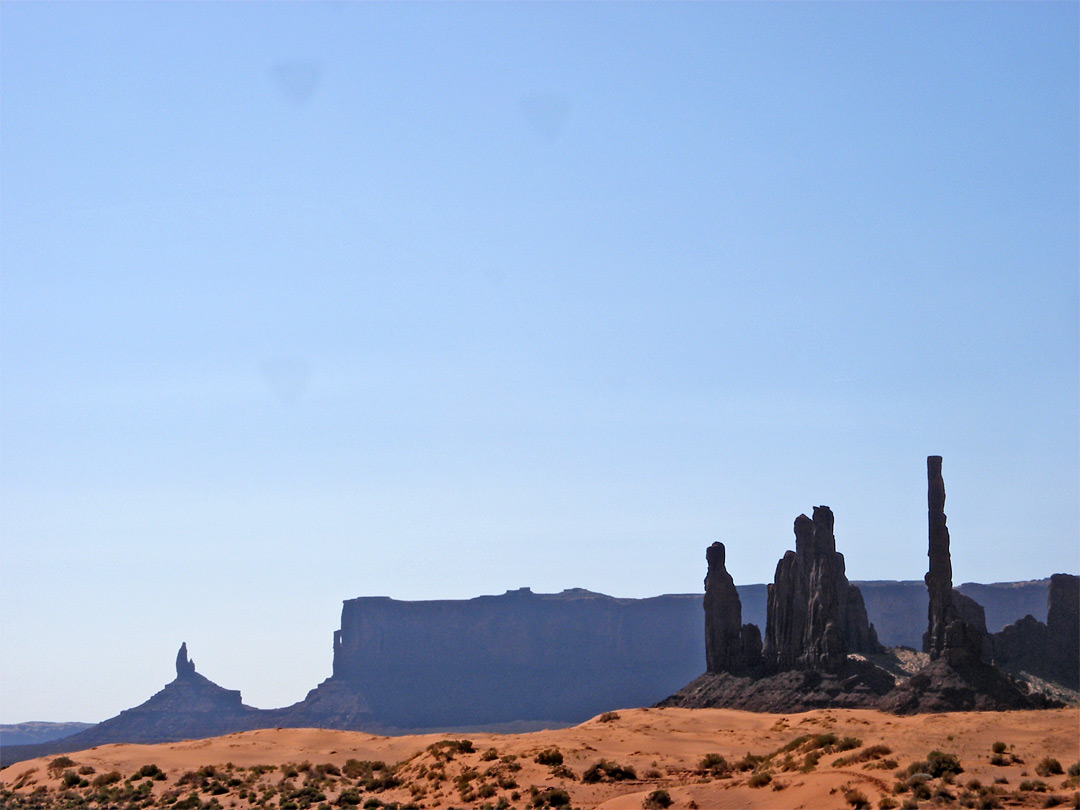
xmin=703 ymin=542 xmax=761 ymax=674
xmin=922 ymin=456 xmax=982 ymax=666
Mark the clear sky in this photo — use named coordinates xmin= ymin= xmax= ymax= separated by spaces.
xmin=1 ymin=2 xmax=1077 ymax=724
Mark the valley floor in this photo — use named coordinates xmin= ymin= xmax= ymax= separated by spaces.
xmin=1 ymin=707 xmax=1077 ymax=810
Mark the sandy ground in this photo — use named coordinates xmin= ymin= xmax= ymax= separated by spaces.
xmin=2 ymin=707 xmax=1077 ymax=809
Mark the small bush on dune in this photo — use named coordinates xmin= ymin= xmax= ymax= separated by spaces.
xmin=844 ymin=787 xmax=871 ymax=809
xmin=992 ymin=742 xmax=1007 ymax=755
xmin=535 ymin=748 xmax=564 ymax=767
xmin=643 ymin=788 xmax=673 ymax=808
xmin=698 ymin=753 xmax=729 ymax=776
xmin=597 ymin=711 xmax=620 ymax=723
xmin=748 ymin=772 xmax=771 ymax=788
xmin=582 ymin=760 xmax=636 ymax=783
xmin=1036 ymin=758 xmax=1064 ymax=777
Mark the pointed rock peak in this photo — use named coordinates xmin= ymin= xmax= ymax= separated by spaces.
xmin=176 ymin=642 xmax=196 ymax=678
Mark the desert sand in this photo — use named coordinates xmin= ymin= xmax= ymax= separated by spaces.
xmin=2 ymin=707 xmax=1077 ymax=809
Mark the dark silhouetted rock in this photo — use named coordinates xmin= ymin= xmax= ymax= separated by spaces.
xmin=659 ymin=657 xmax=897 ymax=713
xmin=922 ymin=456 xmax=983 ymax=666
xmin=318 ymin=588 xmax=705 ymax=729
xmin=879 ymin=657 xmax=1054 ymax=714
xmin=986 ymin=573 xmax=1079 ymax=690
xmin=175 ymin=642 xmax=196 ymax=678
xmin=704 ymin=542 xmax=762 ymax=674
xmin=763 ymin=506 xmax=881 ymax=673
xmin=1047 ymin=573 xmax=1079 ymax=686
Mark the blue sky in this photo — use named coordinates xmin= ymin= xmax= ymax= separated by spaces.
xmin=1 ymin=2 xmax=1076 ymax=723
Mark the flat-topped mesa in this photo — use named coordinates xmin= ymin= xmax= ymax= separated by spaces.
xmin=763 ymin=506 xmax=881 ymax=673
xmin=703 ymin=542 xmax=762 ymax=674
xmin=175 ymin=642 xmax=196 ymax=679
xmin=922 ymin=456 xmax=983 ymax=666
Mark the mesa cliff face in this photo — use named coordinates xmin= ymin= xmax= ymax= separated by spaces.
xmin=315 ymin=588 xmax=705 ymax=729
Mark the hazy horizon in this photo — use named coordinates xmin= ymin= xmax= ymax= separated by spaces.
xmin=2 ymin=2 xmax=1076 ymax=724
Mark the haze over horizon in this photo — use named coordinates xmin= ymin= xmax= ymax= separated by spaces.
xmin=2 ymin=2 xmax=1077 ymax=724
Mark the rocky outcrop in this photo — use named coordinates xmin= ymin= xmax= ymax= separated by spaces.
xmin=763 ymin=506 xmax=882 ymax=673
xmin=704 ymin=542 xmax=762 ymax=674
xmin=1047 ymin=573 xmax=1079 ymax=684
xmin=0 ymin=645 xmax=267 ymax=768
xmin=986 ymin=573 xmax=1079 ymax=690
xmin=922 ymin=456 xmax=983 ymax=667
xmin=889 ymin=456 xmax=1046 ymax=712
xmin=175 ymin=642 xmax=196 ymax=678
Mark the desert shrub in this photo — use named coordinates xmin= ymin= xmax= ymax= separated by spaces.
xmin=481 ymin=748 xmax=499 ymax=761
xmin=316 ymin=762 xmax=340 ymax=777
xmin=133 ymin=764 xmax=166 ymax=780
xmin=92 ymin=771 xmax=122 ymax=788
xmin=497 ymin=775 xmax=518 ymax=789
xmin=477 ymin=783 xmax=497 ymax=798
xmin=909 ymin=750 xmax=962 ymax=778
xmin=777 ymin=734 xmax=811 ymax=753
xmin=836 ymin=737 xmax=862 ymax=753
xmin=990 ymin=753 xmax=1009 ymax=766
xmin=1021 ymin=780 xmax=1051 ymax=792
xmin=1041 ymin=795 xmax=1065 ymax=807
xmin=426 ymin=739 xmax=473 ymax=760
xmin=834 ymin=745 xmax=892 ymax=768
xmin=735 ymin=752 xmax=765 ymax=772
xmin=336 ymin=790 xmax=362 ymax=807
xmin=582 ymin=760 xmax=636 ymax=783
xmin=698 ymin=753 xmax=730 ymax=776
xmin=643 ymin=788 xmax=673 ymax=809
xmin=748 ymin=772 xmax=771 ymax=788
xmin=78 ymin=765 xmax=95 ymax=775
xmin=645 ymin=768 xmax=662 ymax=779
xmin=1069 ymin=762 xmax=1080 ymax=777
xmin=978 ymin=795 xmax=1002 ymax=809
xmin=597 ymin=711 xmax=620 ymax=723
xmin=810 ymin=733 xmax=838 ymax=750
xmin=992 ymin=742 xmax=1007 ymax=754
xmin=362 ymin=799 xmax=382 ymax=810
xmin=878 ymin=798 xmax=898 ymax=809
xmin=61 ymin=770 xmax=81 ymax=788
xmin=342 ymin=760 xmax=387 ymax=779
xmin=49 ymin=756 xmax=76 ymax=772
xmin=535 ymin=748 xmax=563 ymax=767
xmin=551 ymin=764 xmax=577 ymax=780
xmin=802 ymin=750 xmax=823 ymax=772
xmin=844 ymin=787 xmax=871 ymax=809
xmin=531 ymin=787 xmax=571 ymax=807
xmin=361 ymin=774 xmax=401 ymax=792
xmin=900 ymin=800 xmax=918 ymax=810
xmin=1037 ymin=758 xmax=1064 ymax=777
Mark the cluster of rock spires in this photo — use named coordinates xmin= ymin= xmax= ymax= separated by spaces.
xmin=663 ymin=455 xmax=1077 ymax=714
xmin=703 ymin=504 xmax=882 ymax=678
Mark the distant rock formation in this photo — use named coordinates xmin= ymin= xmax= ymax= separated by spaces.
xmin=881 ymin=457 xmax=1046 ymax=713
xmin=175 ymin=642 xmax=196 ymax=678
xmin=986 ymin=573 xmax=1079 ymax=690
xmin=305 ymin=588 xmax=706 ymax=729
xmin=763 ymin=506 xmax=882 ymax=672
xmin=703 ymin=542 xmax=762 ymax=674
xmin=922 ymin=456 xmax=983 ymax=667
xmin=664 ymin=456 xmax=1066 ymax=715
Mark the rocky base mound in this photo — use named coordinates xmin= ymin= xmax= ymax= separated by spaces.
xmin=658 ymin=658 xmax=896 ymax=713
xmin=880 ymin=658 xmax=1060 ymax=714
xmin=660 ymin=653 xmax=1062 ymax=714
